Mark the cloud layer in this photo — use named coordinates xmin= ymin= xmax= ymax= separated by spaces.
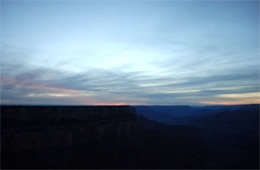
xmin=1 ymin=1 xmax=259 ymax=105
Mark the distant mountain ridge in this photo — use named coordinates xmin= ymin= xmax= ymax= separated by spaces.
xmin=135 ymin=104 xmax=259 ymax=169
xmin=134 ymin=104 xmax=259 ymax=123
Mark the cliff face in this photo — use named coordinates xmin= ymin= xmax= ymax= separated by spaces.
xmin=1 ymin=106 xmax=208 ymax=169
xmin=1 ymin=106 xmax=138 ymax=168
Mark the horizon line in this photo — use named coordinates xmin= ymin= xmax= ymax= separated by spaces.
xmin=1 ymin=103 xmax=259 ymax=107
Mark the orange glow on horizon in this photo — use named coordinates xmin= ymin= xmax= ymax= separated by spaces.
xmin=83 ymin=102 xmax=134 ymax=106
xmin=93 ymin=103 xmax=129 ymax=106
xmin=0 ymin=79 xmax=78 ymax=93
xmin=200 ymin=99 xmax=260 ymax=105
xmin=2 ymin=78 xmax=259 ymax=106
xmin=0 ymin=81 xmax=139 ymax=105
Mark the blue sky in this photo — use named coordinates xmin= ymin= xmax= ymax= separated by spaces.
xmin=1 ymin=0 xmax=259 ymax=105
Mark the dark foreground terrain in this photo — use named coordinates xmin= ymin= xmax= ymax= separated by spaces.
xmin=1 ymin=106 xmax=206 ymax=169
xmin=1 ymin=105 xmax=259 ymax=169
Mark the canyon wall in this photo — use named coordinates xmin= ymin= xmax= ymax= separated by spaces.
xmin=1 ymin=106 xmax=138 ymax=168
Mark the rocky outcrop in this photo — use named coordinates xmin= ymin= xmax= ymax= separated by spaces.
xmin=1 ymin=106 xmax=137 ymax=168
xmin=1 ymin=106 xmax=208 ymax=169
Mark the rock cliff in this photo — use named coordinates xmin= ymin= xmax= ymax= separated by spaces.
xmin=1 ymin=106 xmax=207 ymax=169
xmin=1 ymin=106 xmax=138 ymax=168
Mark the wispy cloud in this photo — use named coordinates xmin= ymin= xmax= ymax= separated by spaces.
xmin=1 ymin=1 xmax=259 ymax=105
xmin=1 ymin=59 xmax=259 ymax=105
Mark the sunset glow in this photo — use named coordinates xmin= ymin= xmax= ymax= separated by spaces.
xmin=1 ymin=1 xmax=259 ymax=105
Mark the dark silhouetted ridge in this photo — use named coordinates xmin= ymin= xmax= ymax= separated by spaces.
xmin=1 ymin=105 xmax=208 ymax=169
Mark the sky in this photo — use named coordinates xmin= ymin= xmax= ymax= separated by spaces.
xmin=0 ymin=0 xmax=259 ymax=105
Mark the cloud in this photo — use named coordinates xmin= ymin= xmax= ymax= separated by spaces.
xmin=1 ymin=58 xmax=259 ymax=105
xmin=1 ymin=18 xmax=259 ymax=106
